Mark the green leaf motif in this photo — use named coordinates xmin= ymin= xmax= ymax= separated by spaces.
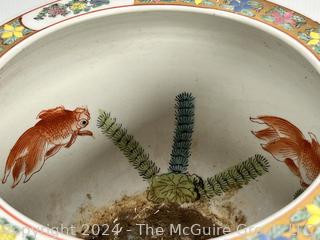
xmin=182 ymin=0 xmax=215 ymax=6
xmin=314 ymin=195 xmax=320 ymax=207
xmin=300 ymin=225 xmax=311 ymax=237
xmin=221 ymin=4 xmax=234 ymax=11
xmin=314 ymin=44 xmax=320 ymax=54
xmin=241 ymin=9 xmax=255 ymax=17
xmin=3 ymin=37 xmax=16 ymax=45
xmin=248 ymin=1 xmax=263 ymax=10
xmin=267 ymin=225 xmax=290 ymax=239
xmin=26 ymin=236 xmax=36 ymax=240
xmin=11 ymin=20 xmax=20 ymax=28
xmin=292 ymin=15 xmax=306 ymax=26
xmin=10 ymin=225 xmax=20 ymax=233
xmin=203 ymin=0 xmax=214 ymax=6
xmin=298 ymin=32 xmax=310 ymax=42
xmin=147 ymin=173 xmax=198 ymax=204
xmin=276 ymin=7 xmax=286 ymax=15
xmin=290 ymin=209 xmax=310 ymax=223
xmin=0 ymin=218 xmax=9 ymax=225
xmin=262 ymin=15 xmax=275 ymax=23
xmin=138 ymin=0 xmax=176 ymax=2
xmin=248 ymin=234 xmax=270 ymax=240
xmin=23 ymin=28 xmax=33 ymax=36
xmin=282 ymin=23 xmax=294 ymax=31
xmin=313 ymin=226 xmax=320 ymax=240
xmin=290 ymin=234 xmax=298 ymax=240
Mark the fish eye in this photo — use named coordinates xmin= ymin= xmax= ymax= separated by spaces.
xmin=79 ymin=119 xmax=88 ymax=127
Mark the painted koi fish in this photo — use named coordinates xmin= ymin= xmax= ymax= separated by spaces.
xmin=251 ymin=116 xmax=320 ymax=188
xmin=2 ymin=106 xmax=93 ymax=188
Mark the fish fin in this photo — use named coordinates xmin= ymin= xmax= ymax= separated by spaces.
xmin=308 ymin=132 xmax=320 ymax=160
xmin=284 ymin=158 xmax=301 ymax=177
xmin=23 ymin=139 xmax=47 ymax=183
xmin=37 ymin=106 xmax=65 ymax=120
xmin=3 ymin=132 xmax=30 ymax=185
xmin=261 ymin=138 xmax=300 ymax=163
xmin=3 ymin=128 xmax=47 ymax=187
xmin=308 ymin=132 xmax=320 ymax=152
xmin=251 ymin=127 xmax=279 ymax=142
xmin=2 ymin=168 xmax=10 ymax=184
xmin=251 ymin=116 xmax=305 ymax=144
xmin=45 ymin=145 xmax=63 ymax=160
xmin=11 ymin=159 xmax=26 ymax=188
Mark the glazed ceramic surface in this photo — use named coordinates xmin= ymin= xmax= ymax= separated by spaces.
xmin=0 ymin=1 xmax=320 ymax=240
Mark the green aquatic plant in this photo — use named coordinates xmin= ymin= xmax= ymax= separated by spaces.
xmin=97 ymin=112 xmax=159 ymax=180
xmin=169 ymin=92 xmax=195 ymax=174
xmin=147 ymin=173 xmax=198 ymax=204
xmin=199 ymin=154 xmax=269 ymax=198
xmin=98 ymin=92 xmax=270 ymax=204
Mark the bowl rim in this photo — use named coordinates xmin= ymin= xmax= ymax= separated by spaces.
xmin=0 ymin=1 xmax=319 ymax=240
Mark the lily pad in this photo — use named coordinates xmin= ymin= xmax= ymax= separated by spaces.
xmin=147 ymin=173 xmax=198 ymax=204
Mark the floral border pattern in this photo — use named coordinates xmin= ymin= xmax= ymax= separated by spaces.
xmin=33 ymin=0 xmax=110 ymax=20
xmin=248 ymin=194 xmax=320 ymax=240
xmin=0 ymin=0 xmax=319 ymax=59
xmin=262 ymin=6 xmax=306 ymax=30
xmin=0 ymin=20 xmax=33 ymax=45
xmin=138 ymin=0 xmax=217 ymax=7
xmin=134 ymin=0 xmax=320 ymax=60
xmin=221 ymin=0 xmax=263 ymax=17
xmin=299 ymin=28 xmax=320 ymax=55
xmin=0 ymin=19 xmax=34 ymax=57
xmin=0 ymin=217 xmax=35 ymax=240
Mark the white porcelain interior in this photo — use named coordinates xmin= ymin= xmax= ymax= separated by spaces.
xmin=0 ymin=9 xmax=319 ymax=233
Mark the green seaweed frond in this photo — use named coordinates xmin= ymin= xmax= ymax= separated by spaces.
xmin=168 ymin=92 xmax=195 ymax=173
xmin=97 ymin=110 xmax=160 ymax=180
xmin=293 ymin=189 xmax=304 ymax=199
xmin=201 ymin=154 xmax=270 ymax=198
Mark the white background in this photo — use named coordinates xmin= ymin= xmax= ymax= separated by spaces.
xmin=0 ymin=0 xmax=319 ymax=24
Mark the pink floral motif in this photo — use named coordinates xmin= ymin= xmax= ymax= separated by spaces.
xmin=47 ymin=5 xmax=69 ymax=17
xmin=271 ymin=11 xmax=296 ymax=26
xmin=34 ymin=0 xmax=110 ymax=20
xmin=34 ymin=4 xmax=69 ymax=20
xmin=262 ymin=7 xmax=306 ymax=30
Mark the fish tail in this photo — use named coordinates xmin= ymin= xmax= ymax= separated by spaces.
xmin=2 ymin=128 xmax=46 ymax=187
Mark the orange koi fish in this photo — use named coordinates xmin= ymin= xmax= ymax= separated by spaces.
xmin=251 ymin=116 xmax=320 ymax=188
xmin=2 ymin=106 xmax=93 ymax=188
